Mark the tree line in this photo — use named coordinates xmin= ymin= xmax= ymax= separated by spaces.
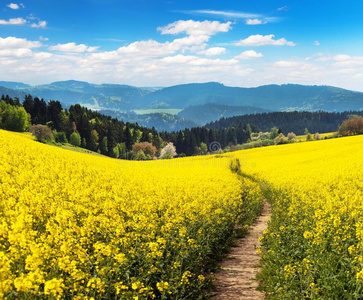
xmin=2 ymin=94 xmax=363 ymax=158
xmin=0 ymin=94 xmax=252 ymax=158
xmin=206 ymin=110 xmax=363 ymax=135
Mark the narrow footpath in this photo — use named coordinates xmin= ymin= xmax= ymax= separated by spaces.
xmin=211 ymin=201 xmax=271 ymax=300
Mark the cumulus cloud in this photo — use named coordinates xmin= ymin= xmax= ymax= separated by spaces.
xmin=332 ymin=54 xmax=363 ymax=67
xmin=0 ymin=19 xmax=362 ymax=92
xmin=49 ymin=42 xmax=99 ymax=53
xmin=245 ymin=19 xmax=264 ymax=25
xmin=0 ymin=36 xmax=42 ymax=49
xmin=7 ymin=3 xmax=19 ymax=9
xmin=31 ymin=21 xmax=47 ymax=29
xmin=197 ymin=47 xmax=226 ymax=56
xmin=158 ymin=20 xmax=232 ymax=37
xmin=236 ymin=34 xmax=295 ymax=46
xmin=333 ymin=54 xmax=351 ymax=61
xmin=0 ymin=17 xmax=27 ymax=25
xmin=0 ymin=48 xmax=33 ymax=57
xmin=314 ymin=41 xmax=320 ymax=46
xmin=235 ymin=50 xmax=263 ymax=60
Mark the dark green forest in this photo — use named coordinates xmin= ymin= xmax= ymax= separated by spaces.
xmin=206 ymin=111 xmax=363 ymax=135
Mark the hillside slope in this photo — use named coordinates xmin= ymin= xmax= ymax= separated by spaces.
xmin=138 ymin=82 xmax=363 ymax=111
xmin=0 ymin=129 xmax=262 ymax=299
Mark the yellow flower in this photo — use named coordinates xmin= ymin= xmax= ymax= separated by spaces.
xmin=156 ymin=281 xmax=169 ymax=292
xmin=44 ymin=278 xmax=64 ymax=299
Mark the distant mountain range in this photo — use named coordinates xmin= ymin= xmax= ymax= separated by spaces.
xmin=1 ymin=80 xmax=362 ymax=131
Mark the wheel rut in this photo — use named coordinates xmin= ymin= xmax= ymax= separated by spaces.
xmin=211 ymin=201 xmax=271 ymax=300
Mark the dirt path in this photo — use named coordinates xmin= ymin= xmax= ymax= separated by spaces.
xmin=211 ymin=201 xmax=271 ymax=300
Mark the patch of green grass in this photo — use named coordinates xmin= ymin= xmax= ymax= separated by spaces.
xmin=133 ymin=108 xmax=183 ymax=115
xmin=57 ymin=144 xmax=106 ymax=157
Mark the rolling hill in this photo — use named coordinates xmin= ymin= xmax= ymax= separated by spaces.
xmin=137 ymin=82 xmax=363 ymax=112
xmin=1 ymin=80 xmax=363 ymax=131
xmin=178 ymin=103 xmax=270 ymax=126
xmin=23 ymin=80 xmax=155 ymax=110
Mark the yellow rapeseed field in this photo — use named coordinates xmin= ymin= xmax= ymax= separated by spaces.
xmin=2 ymin=128 xmax=363 ymax=299
xmin=233 ymin=135 xmax=363 ymax=298
xmin=0 ymin=130 xmax=262 ymax=299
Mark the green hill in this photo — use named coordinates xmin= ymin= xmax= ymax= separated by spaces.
xmin=178 ymin=103 xmax=270 ymax=126
xmin=138 ymin=82 xmax=363 ymax=111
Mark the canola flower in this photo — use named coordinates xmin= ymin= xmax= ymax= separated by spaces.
xmin=0 ymin=130 xmax=262 ymax=299
xmin=233 ymin=135 xmax=363 ymax=298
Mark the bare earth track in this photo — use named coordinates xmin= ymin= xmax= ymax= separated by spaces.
xmin=211 ymin=201 xmax=271 ymax=300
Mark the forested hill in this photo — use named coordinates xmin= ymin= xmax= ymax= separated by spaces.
xmin=206 ymin=111 xmax=363 ymax=135
xmin=137 ymin=82 xmax=363 ymax=111
xmin=2 ymin=81 xmax=363 ymax=131
xmin=0 ymin=94 xmax=252 ymax=157
xmin=2 ymin=81 xmax=363 ymax=112
xmin=177 ymin=103 xmax=270 ymax=126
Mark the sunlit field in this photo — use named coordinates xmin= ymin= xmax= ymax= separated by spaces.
xmin=1 ymin=129 xmax=363 ymax=299
xmin=0 ymin=130 xmax=262 ymax=299
xmin=234 ymin=135 xmax=363 ymax=298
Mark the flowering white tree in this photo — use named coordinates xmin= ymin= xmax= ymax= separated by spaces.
xmin=159 ymin=142 xmax=177 ymax=159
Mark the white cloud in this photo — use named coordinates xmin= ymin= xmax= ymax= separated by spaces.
xmin=160 ymin=54 xmax=237 ymax=66
xmin=274 ymin=61 xmax=300 ymax=67
xmin=0 ymin=19 xmax=362 ymax=92
xmin=236 ymin=34 xmax=295 ymax=46
xmin=7 ymin=3 xmax=19 ymax=9
xmin=314 ymin=41 xmax=320 ymax=46
xmin=27 ymin=14 xmax=37 ymax=20
xmin=39 ymin=36 xmax=49 ymax=41
xmin=0 ymin=36 xmax=42 ymax=49
xmin=49 ymin=42 xmax=99 ymax=53
xmin=158 ymin=20 xmax=232 ymax=37
xmin=0 ymin=17 xmax=27 ymax=25
xmin=31 ymin=21 xmax=47 ymax=29
xmin=277 ymin=6 xmax=288 ymax=12
xmin=235 ymin=50 xmax=263 ymax=60
xmin=115 ymin=40 xmax=176 ymax=57
xmin=246 ymin=19 xmax=264 ymax=25
xmin=197 ymin=47 xmax=226 ymax=56
xmin=0 ymin=48 xmax=33 ymax=57
xmin=333 ymin=54 xmax=351 ymax=61
xmin=188 ymin=10 xmax=261 ymax=19
xmin=332 ymin=54 xmax=363 ymax=67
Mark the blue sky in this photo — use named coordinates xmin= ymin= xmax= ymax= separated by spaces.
xmin=0 ymin=0 xmax=362 ymax=91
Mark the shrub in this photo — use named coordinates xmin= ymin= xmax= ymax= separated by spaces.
xmin=54 ymin=131 xmax=68 ymax=143
xmin=314 ymin=132 xmax=322 ymax=140
xmin=0 ymin=100 xmax=30 ymax=132
xmin=287 ymin=132 xmax=296 ymax=142
xmin=274 ymin=133 xmax=287 ymax=145
xmin=70 ymin=132 xmax=81 ymax=147
xmin=338 ymin=116 xmax=363 ymax=136
xmin=159 ymin=142 xmax=177 ymax=159
xmin=229 ymin=158 xmax=241 ymax=173
xmin=132 ymin=142 xmax=157 ymax=159
xmin=135 ymin=150 xmax=146 ymax=160
xmin=111 ymin=146 xmax=119 ymax=158
xmin=30 ymin=124 xmax=54 ymax=143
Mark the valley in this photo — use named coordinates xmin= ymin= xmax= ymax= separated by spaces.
xmin=1 ymin=80 xmax=362 ymax=131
